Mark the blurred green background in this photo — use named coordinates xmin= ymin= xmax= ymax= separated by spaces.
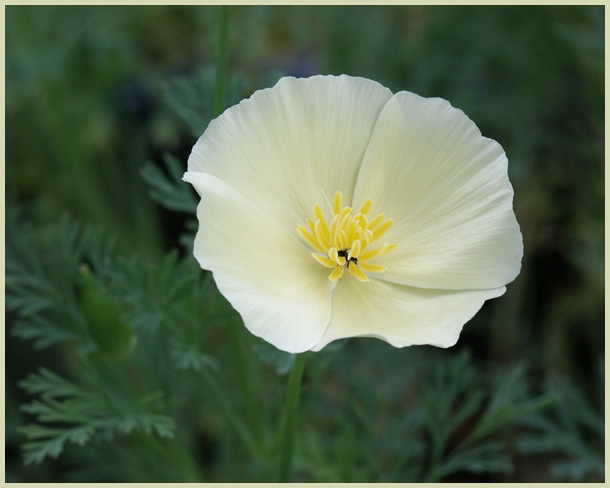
xmin=6 ymin=5 xmax=604 ymax=483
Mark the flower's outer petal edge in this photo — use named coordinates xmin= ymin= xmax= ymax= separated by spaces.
xmin=184 ymin=171 xmax=334 ymax=353
xmin=312 ymin=276 xmax=506 ymax=351
xmin=353 ymin=90 xmax=523 ymax=291
xmin=186 ymin=74 xmax=393 ymax=237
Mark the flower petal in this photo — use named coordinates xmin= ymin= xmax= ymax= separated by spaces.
xmin=312 ymin=276 xmax=506 ymax=351
xmin=353 ymin=91 xmax=523 ymax=290
xmin=184 ymin=171 xmax=334 ymax=353
xmin=187 ymin=75 xmax=393 ymax=235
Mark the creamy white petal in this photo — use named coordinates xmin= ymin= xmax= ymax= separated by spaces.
xmin=312 ymin=275 xmax=506 ymax=351
xmin=353 ymin=91 xmax=523 ymax=290
xmin=187 ymin=75 xmax=393 ymax=235
xmin=184 ymin=172 xmax=334 ymax=353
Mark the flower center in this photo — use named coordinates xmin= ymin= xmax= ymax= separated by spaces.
xmin=297 ymin=191 xmax=397 ymax=282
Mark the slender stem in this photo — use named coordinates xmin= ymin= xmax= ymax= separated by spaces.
xmin=278 ymin=352 xmax=308 ymax=482
xmin=194 ymin=2 xmax=260 ymax=459
xmin=214 ymin=5 xmax=230 ymax=118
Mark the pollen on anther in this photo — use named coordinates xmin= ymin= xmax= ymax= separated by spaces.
xmin=298 ymin=191 xmax=396 ymax=282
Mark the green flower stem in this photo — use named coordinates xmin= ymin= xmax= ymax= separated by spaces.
xmin=214 ymin=5 xmax=230 ymax=118
xmin=211 ymin=4 xmax=265 ymax=455
xmin=194 ymin=6 xmax=262 ymax=463
xmin=278 ymin=352 xmax=308 ymax=482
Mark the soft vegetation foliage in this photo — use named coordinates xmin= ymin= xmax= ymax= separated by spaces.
xmin=6 ymin=5 xmax=603 ymax=482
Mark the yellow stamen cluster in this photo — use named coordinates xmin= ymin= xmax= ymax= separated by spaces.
xmin=297 ymin=191 xmax=397 ymax=282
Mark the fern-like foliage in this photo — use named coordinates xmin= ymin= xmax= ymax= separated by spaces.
xmin=420 ymin=351 xmax=552 ymax=481
xmin=19 ymin=369 xmax=175 ymax=466
xmin=141 ymin=153 xmax=198 ymax=215
xmin=7 ymin=212 xmax=223 ymax=469
xmin=6 ymin=212 xmax=111 ymax=351
xmin=163 ymin=65 xmax=247 ymax=137
xmin=303 ymin=348 xmax=551 ymax=483
xmin=517 ymin=358 xmax=604 ymax=482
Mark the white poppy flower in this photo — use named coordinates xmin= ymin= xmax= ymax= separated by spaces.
xmin=183 ymin=75 xmax=523 ymax=354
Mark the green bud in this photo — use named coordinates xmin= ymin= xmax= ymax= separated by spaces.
xmin=79 ymin=265 xmax=136 ymax=358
